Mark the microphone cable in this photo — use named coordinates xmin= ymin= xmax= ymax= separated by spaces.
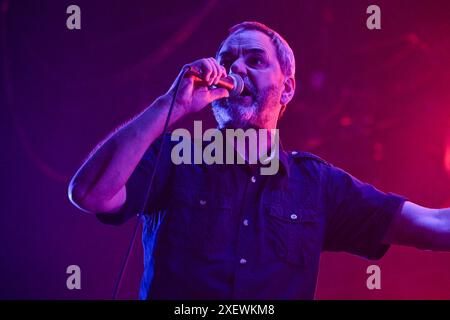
xmin=112 ymin=66 xmax=190 ymax=299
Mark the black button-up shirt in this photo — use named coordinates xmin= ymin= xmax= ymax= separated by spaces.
xmin=97 ymin=132 xmax=405 ymax=300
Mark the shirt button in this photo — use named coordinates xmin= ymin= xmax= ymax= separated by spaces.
xmin=251 ymin=176 xmax=256 ymax=183
xmin=290 ymin=213 xmax=298 ymax=220
xmin=239 ymin=258 xmax=247 ymax=265
xmin=243 ymin=219 xmax=249 ymax=226
xmin=199 ymin=199 xmax=207 ymax=206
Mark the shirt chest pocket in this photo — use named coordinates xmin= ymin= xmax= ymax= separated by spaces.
xmin=265 ymin=203 xmax=319 ymax=267
xmin=167 ymin=188 xmax=233 ymax=257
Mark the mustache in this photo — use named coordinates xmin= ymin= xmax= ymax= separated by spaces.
xmin=242 ymin=77 xmax=256 ymax=96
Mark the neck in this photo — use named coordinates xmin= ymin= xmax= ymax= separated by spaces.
xmin=221 ymin=126 xmax=278 ymax=165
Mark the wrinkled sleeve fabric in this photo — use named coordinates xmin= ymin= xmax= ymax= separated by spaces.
xmin=95 ymin=133 xmax=173 ymax=226
xmin=323 ymin=164 xmax=406 ymax=260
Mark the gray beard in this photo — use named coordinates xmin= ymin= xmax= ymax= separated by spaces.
xmin=211 ymin=97 xmax=259 ymax=129
xmin=211 ymin=85 xmax=278 ymax=129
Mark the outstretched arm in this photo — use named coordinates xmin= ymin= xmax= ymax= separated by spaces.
xmin=383 ymin=201 xmax=450 ymax=251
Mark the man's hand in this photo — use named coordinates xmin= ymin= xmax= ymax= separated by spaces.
xmin=166 ymin=57 xmax=230 ymax=117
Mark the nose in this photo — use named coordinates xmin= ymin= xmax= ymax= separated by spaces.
xmin=230 ymin=57 xmax=247 ymax=77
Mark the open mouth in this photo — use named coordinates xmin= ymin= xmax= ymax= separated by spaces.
xmin=240 ymin=86 xmax=253 ymax=97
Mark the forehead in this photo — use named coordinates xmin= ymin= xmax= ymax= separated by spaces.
xmin=218 ymin=29 xmax=276 ymax=58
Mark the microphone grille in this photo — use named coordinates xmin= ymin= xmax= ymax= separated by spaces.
xmin=228 ymin=74 xmax=244 ymax=97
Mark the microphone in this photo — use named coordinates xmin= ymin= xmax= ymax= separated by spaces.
xmin=185 ymin=65 xmax=244 ymax=97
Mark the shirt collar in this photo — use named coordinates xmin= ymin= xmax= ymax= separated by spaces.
xmin=278 ymin=140 xmax=290 ymax=177
xmin=215 ymin=126 xmax=290 ymax=178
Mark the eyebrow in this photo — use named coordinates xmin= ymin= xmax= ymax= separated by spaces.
xmin=218 ymin=48 xmax=267 ymax=59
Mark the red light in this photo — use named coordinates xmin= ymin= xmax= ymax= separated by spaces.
xmin=445 ymin=138 xmax=450 ymax=176
xmin=340 ymin=116 xmax=352 ymax=127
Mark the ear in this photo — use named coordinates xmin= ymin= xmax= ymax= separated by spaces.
xmin=280 ymin=76 xmax=296 ymax=106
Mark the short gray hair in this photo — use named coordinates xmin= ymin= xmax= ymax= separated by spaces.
xmin=216 ymin=21 xmax=296 ymax=79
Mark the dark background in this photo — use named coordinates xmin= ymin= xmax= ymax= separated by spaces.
xmin=1 ymin=0 xmax=450 ymax=299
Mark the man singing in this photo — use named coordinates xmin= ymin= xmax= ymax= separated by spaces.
xmin=68 ymin=21 xmax=450 ymax=299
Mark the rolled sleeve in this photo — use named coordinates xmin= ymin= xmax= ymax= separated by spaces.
xmin=323 ymin=165 xmax=406 ymax=260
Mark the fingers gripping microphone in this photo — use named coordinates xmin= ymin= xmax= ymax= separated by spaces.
xmin=185 ymin=65 xmax=244 ymax=97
